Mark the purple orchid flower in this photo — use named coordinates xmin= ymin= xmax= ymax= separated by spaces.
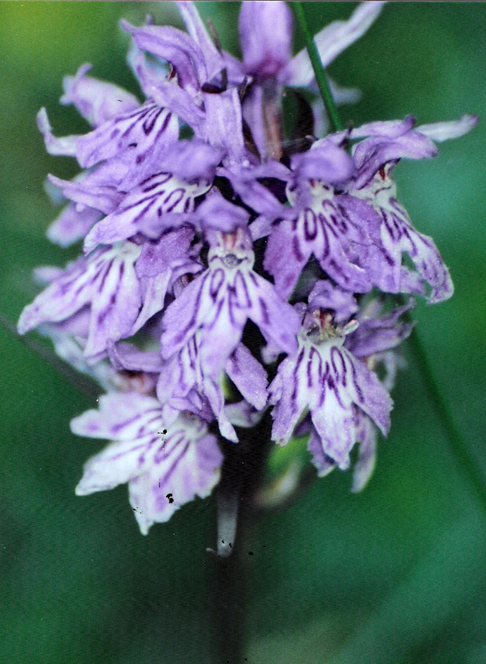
xmin=263 ymin=140 xmax=378 ymax=299
xmin=123 ymin=16 xmax=249 ymax=166
xmin=161 ymin=225 xmax=301 ymax=379
xmin=298 ymin=287 xmax=413 ymax=485
xmin=343 ymin=115 xmax=478 ymax=302
xmin=60 ymin=63 xmax=140 ymax=128
xmin=82 ymin=171 xmax=211 ymax=252
xmin=17 ymin=1 xmax=477 ymax=536
xmin=72 ymin=393 xmax=223 ymax=534
xmin=232 ymin=1 xmax=385 ymax=159
xmin=157 ymin=335 xmax=268 ymax=443
xmin=18 ymin=242 xmax=142 ymax=358
xmin=269 ymin=298 xmax=392 ymax=470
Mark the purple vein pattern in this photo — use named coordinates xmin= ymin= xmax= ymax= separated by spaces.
xmin=18 ymin=1 xmax=477 ymax=532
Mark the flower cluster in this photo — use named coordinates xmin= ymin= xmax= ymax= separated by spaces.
xmin=18 ymin=2 xmax=477 ymax=534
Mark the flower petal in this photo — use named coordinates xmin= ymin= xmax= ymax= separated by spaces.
xmin=417 ymin=114 xmax=479 ymax=142
xmin=226 ymin=344 xmax=268 ymax=411
xmin=176 ymin=1 xmax=224 ymax=82
xmin=73 ymin=394 xmax=223 ymax=533
xmin=37 ymin=108 xmax=79 ymax=157
xmin=18 ymin=242 xmax=142 ymax=358
xmin=61 ymin=63 xmax=139 ymax=127
xmin=201 ymin=88 xmax=245 ymax=165
xmin=46 ymin=203 xmax=102 ymax=248
xmin=76 ymin=101 xmax=178 ymax=170
xmin=128 ymin=425 xmax=222 ymax=534
xmin=239 ymin=1 xmax=292 ymax=79
xmin=121 ymin=20 xmax=208 ymax=92
xmin=71 ymin=392 xmax=162 ymax=443
xmin=84 ymin=173 xmax=208 ymax=251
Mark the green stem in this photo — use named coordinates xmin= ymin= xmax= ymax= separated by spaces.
xmin=292 ymin=2 xmax=343 ymax=133
xmin=407 ymin=327 xmax=486 ymax=509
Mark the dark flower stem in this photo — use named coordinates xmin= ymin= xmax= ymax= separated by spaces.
xmin=292 ymin=2 xmax=343 ymax=133
xmin=210 ymin=415 xmax=274 ymax=664
xmin=293 ymin=0 xmax=486 ymax=513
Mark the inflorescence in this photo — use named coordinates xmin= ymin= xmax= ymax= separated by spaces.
xmin=18 ymin=2 xmax=477 ymax=535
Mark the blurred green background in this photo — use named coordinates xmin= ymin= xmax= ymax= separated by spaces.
xmin=0 ymin=2 xmax=485 ymax=663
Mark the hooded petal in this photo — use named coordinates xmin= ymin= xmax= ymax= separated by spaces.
xmin=121 ymin=21 xmax=207 ymax=92
xmin=308 ymin=281 xmax=358 ymax=324
xmin=177 ymin=1 xmax=224 ymax=82
xmin=197 ymin=192 xmax=250 ymax=233
xmin=120 ymin=20 xmax=208 ymax=93
xmin=239 ymin=1 xmax=293 ymax=80
xmin=351 ymin=117 xmax=438 ymax=189
xmin=292 ymin=140 xmax=355 ymax=186
xmin=127 ymin=43 xmax=205 ymax=130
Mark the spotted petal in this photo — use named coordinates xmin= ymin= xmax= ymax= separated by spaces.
xmin=76 ymin=101 xmax=179 ymax=170
xmin=161 ymin=247 xmax=300 ymax=377
xmin=73 ymin=393 xmax=222 ymax=534
xmin=270 ymin=336 xmax=392 ymax=468
xmin=18 ymin=242 xmax=142 ymax=358
xmin=265 ymin=183 xmax=374 ymax=300
xmin=84 ymin=172 xmax=209 ymax=251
